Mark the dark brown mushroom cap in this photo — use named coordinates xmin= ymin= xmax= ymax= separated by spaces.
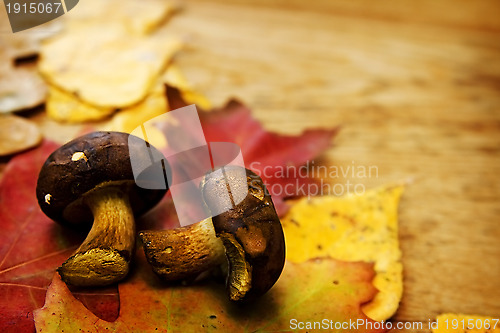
xmin=36 ymin=131 xmax=169 ymax=227
xmin=201 ymin=166 xmax=285 ymax=301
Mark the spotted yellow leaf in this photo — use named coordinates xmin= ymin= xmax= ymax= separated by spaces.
xmin=282 ymin=185 xmax=404 ymax=321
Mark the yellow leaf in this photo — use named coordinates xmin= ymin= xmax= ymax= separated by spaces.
xmin=99 ymin=81 xmax=168 ymax=145
xmin=163 ymin=65 xmax=212 ymax=110
xmin=39 ymin=25 xmax=182 ymax=109
xmin=65 ymin=0 xmax=178 ymax=35
xmin=433 ymin=314 xmax=500 ymax=333
xmin=98 ymin=65 xmax=210 ymax=149
xmin=282 ymin=185 xmax=404 ymax=321
xmin=46 ymin=85 xmax=115 ymax=123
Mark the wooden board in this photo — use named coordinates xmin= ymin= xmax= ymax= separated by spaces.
xmin=160 ymin=0 xmax=500 ymax=326
xmin=1 ymin=0 xmax=499 ymax=329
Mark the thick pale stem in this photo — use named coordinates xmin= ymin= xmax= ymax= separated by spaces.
xmin=58 ymin=186 xmax=135 ymax=286
xmin=140 ymin=218 xmax=225 ymax=281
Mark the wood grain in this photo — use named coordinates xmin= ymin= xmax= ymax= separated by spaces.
xmin=1 ymin=0 xmax=499 ymax=329
xmin=160 ymin=0 xmax=500 ymax=325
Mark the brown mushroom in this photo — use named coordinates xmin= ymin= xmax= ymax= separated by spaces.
xmin=140 ymin=166 xmax=285 ymax=301
xmin=36 ymin=131 xmax=168 ymax=286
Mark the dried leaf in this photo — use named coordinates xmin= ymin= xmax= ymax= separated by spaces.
xmin=163 ymin=65 xmax=212 ymax=110
xmin=39 ymin=25 xmax=182 ymax=109
xmin=0 ymin=114 xmax=42 ymax=156
xmin=98 ymin=63 xmax=196 ymax=133
xmin=45 ymin=85 xmax=115 ymax=123
xmin=0 ymin=7 xmax=61 ymax=61
xmin=36 ymin=0 xmax=181 ymax=122
xmin=0 ymin=64 xmax=47 ymax=113
xmin=0 ymin=142 xmax=119 ymax=331
xmin=35 ymin=254 xmax=386 ymax=333
xmin=99 ymin=82 xmax=167 ymax=132
xmin=45 ymin=63 xmax=207 ymax=126
xmin=64 ymin=0 xmax=177 ymax=35
xmin=163 ymin=85 xmax=338 ymax=217
xmin=282 ymin=185 xmax=405 ymax=321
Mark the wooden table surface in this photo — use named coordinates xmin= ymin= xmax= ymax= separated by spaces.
xmin=2 ymin=0 xmax=500 ymax=330
xmin=163 ymin=0 xmax=500 ymax=327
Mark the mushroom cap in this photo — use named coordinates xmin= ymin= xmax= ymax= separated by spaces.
xmin=36 ymin=131 xmax=169 ymax=227
xmin=201 ymin=166 xmax=286 ymax=301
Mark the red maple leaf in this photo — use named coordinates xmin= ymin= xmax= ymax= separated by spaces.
xmin=143 ymin=86 xmax=337 ymax=230
xmin=0 ymin=142 xmax=119 ymax=332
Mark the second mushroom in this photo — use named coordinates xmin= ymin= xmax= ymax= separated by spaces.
xmin=140 ymin=166 xmax=286 ymax=301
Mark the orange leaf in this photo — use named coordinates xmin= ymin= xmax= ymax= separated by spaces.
xmin=35 ymin=254 xmax=386 ymax=332
xmin=282 ymin=185 xmax=405 ymax=321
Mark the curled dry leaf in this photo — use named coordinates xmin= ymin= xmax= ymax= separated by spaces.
xmin=99 ymin=81 xmax=167 ymax=132
xmin=0 ymin=114 xmax=42 ymax=156
xmin=0 ymin=9 xmax=49 ymax=114
xmin=0 ymin=64 xmax=47 ymax=113
xmin=34 ymin=0 xmax=181 ymax=123
xmin=282 ymin=185 xmax=405 ymax=321
xmin=39 ymin=24 xmax=183 ymax=109
xmin=98 ymin=65 xmax=209 ymax=135
xmin=99 ymin=65 xmax=211 ymax=136
xmin=45 ymin=64 xmax=206 ymax=126
xmin=36 ymin=0 xmax=182 ymax=123
xmin=0 ymin=7 xmax=61 ymax=61
xmin=45 ymin=85 xmax=115 ymax=123
xmin=0 ymin=30 xmax=59 ymax=62
xmin=64 ymin=0 xmax=178 ymax=35
xmin=162 ymin=65 xmax=212 ymax=111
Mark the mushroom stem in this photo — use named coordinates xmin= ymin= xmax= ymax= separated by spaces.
xmin=58 ymin=185 xmax=135 ymax=286
xmin=140 ymin=218 xmax=225 ymax=281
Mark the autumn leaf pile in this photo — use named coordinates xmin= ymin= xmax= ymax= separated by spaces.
xmin=0 ymin=86 xmax=407 ymax=332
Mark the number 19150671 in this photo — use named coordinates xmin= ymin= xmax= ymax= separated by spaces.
xmin=5 ymin=2 xmax=62 ymax=14
xmin=443 ymin=318 xmax=499 ymax=330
